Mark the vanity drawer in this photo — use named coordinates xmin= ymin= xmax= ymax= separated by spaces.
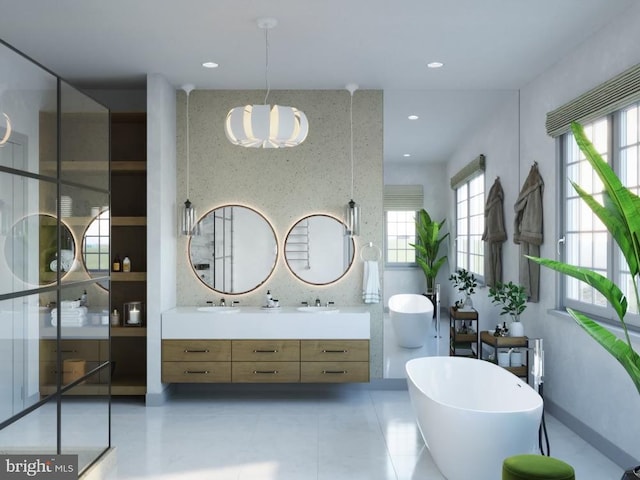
xmin=300 ymin=340 xmax=369 ymax=362
xmin=232 ymin=340 xmax=300 ymax=361
xmin=40 ymin=361 xmax=108 ymax=385
xmin=300 ymin=361 xmax=369 ymax=383
xmin=232 ymin=361 xmax=300 ymax=383
xmin=40 ymin=339 xmax=107 ymax=362
xmin=162 ymin=340 xmax=231 ymax=362
xmin=162 ymin=361 xmax=231 ymax=383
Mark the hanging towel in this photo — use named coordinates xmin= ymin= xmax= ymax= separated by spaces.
xmin=362 ymin=260 xmax=381 ymax=304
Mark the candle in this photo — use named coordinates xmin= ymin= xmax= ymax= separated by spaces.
xmin=128 ymin=308 xmax=141 ymax=325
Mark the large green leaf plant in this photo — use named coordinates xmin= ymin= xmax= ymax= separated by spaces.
xmin=528 ymin=122 xmax=640 ymax=394
xmin=410 ymin=209 xmax=449 ymax=292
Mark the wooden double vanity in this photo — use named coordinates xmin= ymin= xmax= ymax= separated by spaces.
xmin=161 ymin=307 xmax=371 ymax=384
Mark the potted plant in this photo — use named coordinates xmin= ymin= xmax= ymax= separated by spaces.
xmin=488 ymin=281 xmax=527 ymax=336
xmin=528 ymin=122 xmax=640 ymax=479
xmin=410 ymin=209 xmax=449 ymax=311
xmin=449 ymin=268 xmax=477 ymax=311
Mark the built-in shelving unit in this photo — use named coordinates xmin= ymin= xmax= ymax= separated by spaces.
xmin=110 ymin=111 xmax=147 ymax=396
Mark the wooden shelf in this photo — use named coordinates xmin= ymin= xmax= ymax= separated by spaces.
xmin=111 ymin=327 xmax=147 ymax=337
xmin=480 ymin=331 xmax=528 ymax=347
xmin=111 ymin=375 xmax=146 ymax=396
xmin=111 ymin=161 xmax=147 ymax=172
xmin=112 ymin=216 xmax=146 ymax=226
xmin=111 ymin=272 xmax=146 ymax=281
xmin=40 ymin=160 xmax=145 ymax=174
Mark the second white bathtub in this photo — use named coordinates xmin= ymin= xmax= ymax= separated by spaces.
xmin=406 ymin=356 xmax=543 ymax=480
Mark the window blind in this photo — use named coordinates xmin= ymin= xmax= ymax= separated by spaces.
xmin=546 ymin=62 xmax=640 ymax=137
xmin=383 ymin=185 xmax=424 ymax=210
xmin=450 ymin=154 xmax=485 ymax=189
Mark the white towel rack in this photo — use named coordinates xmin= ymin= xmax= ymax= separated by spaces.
xmin=360 ymin=242 xmax=381 ymax=262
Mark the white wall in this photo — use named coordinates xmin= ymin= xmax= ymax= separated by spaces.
xmin=146 ymin=74 xmax=177 ymax=403
xmin=445 ymin=2 xmax=640 ymax=465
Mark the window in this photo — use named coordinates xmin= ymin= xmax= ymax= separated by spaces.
xmin=454 ymin=173 xmax=485 ymax=276
xmin=385 ymin=210 xmax=416 ymax=265
xmin=383 ymin=185 xmax=423 ymax=266
xmin=82 ymin=209 xmax=110 ymax=272
xmin=561 ymin=102 xmax=640 ymax=324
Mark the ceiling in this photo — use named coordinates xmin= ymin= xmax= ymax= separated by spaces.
xmin=0 ymin=0 xmax=634 ymax=164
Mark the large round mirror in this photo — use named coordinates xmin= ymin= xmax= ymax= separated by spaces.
xmin=189 ymin=205 xmax=277 ymax=294
xmin=4 ymin=213 xmax=75 ymax=285
xmin=284 ymin=214 xmax=355 ymax=285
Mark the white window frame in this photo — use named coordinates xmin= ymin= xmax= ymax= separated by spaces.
xmin=560 ymin=102 xmax=640 ymax=327
xmin=384 ymin=210 xmax=417 ymax=267
xmin=454 ymin=172 xmax=485 ymax=278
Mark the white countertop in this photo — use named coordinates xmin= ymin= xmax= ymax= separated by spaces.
xmin=161 ymin=306 xmax=371 ymax=340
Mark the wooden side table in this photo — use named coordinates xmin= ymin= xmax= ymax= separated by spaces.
xmin=449 ymin=308 xmax=479 ymax=358
xmin=480 ymin=331 xmax=529 ymax=381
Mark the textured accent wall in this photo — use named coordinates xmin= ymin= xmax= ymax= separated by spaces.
xmin=175 ymin=89 xmax=385 ymax=378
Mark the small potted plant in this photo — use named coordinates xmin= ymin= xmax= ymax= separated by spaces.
xmin=488 ymin=281 xmax=527 ymax=336
xmin=449 ymin=268 xmax=477 ymax=311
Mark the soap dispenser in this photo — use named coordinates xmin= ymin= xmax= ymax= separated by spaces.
xmin=265 ymin=290 xmax=273 ymax=307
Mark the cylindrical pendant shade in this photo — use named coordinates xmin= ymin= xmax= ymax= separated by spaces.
xmin=346 ymin=199 xmax=360 ymax=237
xmin=181 ymin=199 xmax=199 ymax=236
xmin=225 ymin=104 xmax=309 ymax=148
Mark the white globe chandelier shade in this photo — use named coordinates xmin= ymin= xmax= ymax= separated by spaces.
xmin=225 ymin=104 xmax=309 ymax=148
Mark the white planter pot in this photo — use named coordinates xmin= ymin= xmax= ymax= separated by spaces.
xmin=509 ymin=321 xmax=524 ymax=337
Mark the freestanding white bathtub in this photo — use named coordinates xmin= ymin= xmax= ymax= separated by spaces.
xmin=406 ymin=356 xmax=543 ymax=480
xmin=388 ymin=294 xmax=434 ymax=348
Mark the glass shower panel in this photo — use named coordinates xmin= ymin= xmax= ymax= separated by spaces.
xmin=0 ymin=399 xmax=57 ymax=455
xmin=0 ymin=174 xmax=57 ymax=295
xmin=61 ymin=393 xmax=109 ymax=474
xmin=60 ymin=81 xmax=109 ymax=191
xmin=0 ymin=43 xmax=57 ymax=176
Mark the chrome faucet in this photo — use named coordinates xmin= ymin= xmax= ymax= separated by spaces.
xmin=219 ymin=298 xmax=226 ymax=307
xmin=315 ymin=297 xmax=321 ymax=307
xmin=510 ymin=338 xmax=544 ymax=392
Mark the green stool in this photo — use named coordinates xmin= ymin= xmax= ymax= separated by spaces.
xmin=502 ymin=454 xmax=575 ymax=480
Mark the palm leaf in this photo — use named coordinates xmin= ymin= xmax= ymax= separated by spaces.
xmin=568 ymin=309 xmax=640 ymax=395
xmin=526 ymin=256 xmax=627 ymax=320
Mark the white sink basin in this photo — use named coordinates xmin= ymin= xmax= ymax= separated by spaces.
xmin=297 ymin=306 xmax=340 ymax=314
xmin=197 ymin=306 xmax=240 ymax=314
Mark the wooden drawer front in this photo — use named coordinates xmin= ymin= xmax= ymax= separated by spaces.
xmin=232 ymin=340 xmax=300 ymax=361
xmin=162 ymin=361 xmax=231 ymax=383
xmin=232 ymin=362 xmax=300 ymax=383
xmin=301 ymin=340 xmax=369 ymax=362
xmin=301 ymin=362 xmax=369 ymax=383
xmin=162 ymin=340 xmax=231 ymax=362
xmin=40 ymin=340 xmax=105 ymax=362
xmin=40 ymin=361 xmax=106 ymax=385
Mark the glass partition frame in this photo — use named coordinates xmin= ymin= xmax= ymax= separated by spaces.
xmin=0 ymin=39 xmax=111 ymax=475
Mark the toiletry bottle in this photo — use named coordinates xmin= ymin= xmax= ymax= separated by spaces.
xmin=113 ymin=254 xmax=121 ymax=272
xmin=80 ymin=289 xmax=88 ymax=307
xmin=502 ymin=321 xmax=509 ymax=336
xmin=123 ymin=256 xmax=131 ymax=272
xmin=265 ymin=290 xmax=272 ymax=307
xmin=110 ymin=309 xmax=120 ymax=327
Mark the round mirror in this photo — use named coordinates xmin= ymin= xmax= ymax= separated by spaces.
xmin=4 ymin=213 xmax=75 ymax=285
xmin=82 ymin=209 xmax=110 ymax=287
xmin=284 ymin=214 xmax=355 ymax=285
xmin=189 ymin=205 xmax=277 ymax=294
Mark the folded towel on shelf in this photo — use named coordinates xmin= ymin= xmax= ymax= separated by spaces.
xmin=51 ymin=316 xmax=87 ymax=327
xmin=51 ymin=306 xmax=88 ymax=317
xmin=60 ymin=300 xmax=82 ymax=309
xmin=362 ymin=260 xmax=381 ymax=304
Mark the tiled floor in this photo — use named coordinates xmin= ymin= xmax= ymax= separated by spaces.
xmin=108 ymin=387 xmax=624 ymax=480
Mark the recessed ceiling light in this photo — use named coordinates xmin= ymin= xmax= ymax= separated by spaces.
xmin=202 ymin=61 xmax=219 ymax=69
xmin=408 ymin=115 xmax=419 ymax=120
xmin=427 ymin=61 xmax=444 ymax=69
xmin=403 ymin=153 xmax=411 ymax=157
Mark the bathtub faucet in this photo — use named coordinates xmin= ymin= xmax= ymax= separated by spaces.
xmin=511 ymin=338 xmax=544 ymax=392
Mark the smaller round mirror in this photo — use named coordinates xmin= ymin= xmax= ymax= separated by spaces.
xmin=189 ymin=205 xmax=277 ymax=294
xmin=284 ymin=214 xmax=355 ymax=285
xmin=82 ymin=209 xmax=110 ymax=287
xmin=4 ymin=213 xmax=75 ymax=285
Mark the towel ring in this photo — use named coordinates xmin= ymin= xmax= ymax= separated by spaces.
xmin=360 ymin=242 xmax=382 ymax=262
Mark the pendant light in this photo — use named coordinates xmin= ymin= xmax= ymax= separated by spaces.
xmin=345 ymin=83 xmax=360 ymax=237
xmin=224 ymin=18 xmax=309 ymax=148
xmin=181 ymin=84 xmax=199 ymax=236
